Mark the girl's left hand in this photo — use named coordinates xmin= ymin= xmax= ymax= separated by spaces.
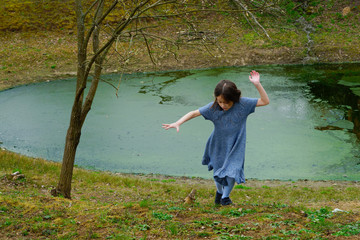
xmin=162 ymin=123 xmax=180 ymax=132
xmin=249 ymin=70 xmax=260 ymax=85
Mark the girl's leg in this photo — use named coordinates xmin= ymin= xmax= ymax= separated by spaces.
xmin=214 ymin=180 xmax=223 ymax=194
xmin=222 ymin=177 xmax=235 ymax=199
xmin=214 ymin=180 xmax=223 ymax=204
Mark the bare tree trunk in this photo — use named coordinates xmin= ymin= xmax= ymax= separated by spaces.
xmin=52 ymin=120 xmax=82 ymax=198
xmin=51 ymin=0 xmax=88 ymax=199
xmin=52 ymin=0 xmax=108 ymax=199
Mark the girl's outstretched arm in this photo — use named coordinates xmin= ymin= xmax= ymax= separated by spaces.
xmin=249 ymin=70 xmax=270 ymax=107
xmin=162 ymin=110 xmax=201 ymax=132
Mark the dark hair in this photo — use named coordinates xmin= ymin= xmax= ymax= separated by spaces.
xmin=212 ymin=80 xmax=241 ymax=109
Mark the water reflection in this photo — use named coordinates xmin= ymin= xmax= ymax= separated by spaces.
xmin=138 ymin=70 xmax=194 ymax=104
xmin=0 ymin=64 xmax=359 ymax=180
xmin=286 ymin=64 xmax=360 ymax=141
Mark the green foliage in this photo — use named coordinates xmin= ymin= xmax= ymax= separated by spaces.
xmin=0 ymin=0 xmax=130 ymax=32
xmin=139 ymin=199 xmax=152 ymax=208
xmin=234 ymin=185 xmax=252 ymax=190
xmin=264 ymin=214 xmax=282 ymax=220
xmin=220 ymin=234 xmax=253 ymax=239
xmin=12 ymin=168 xmax=22 ymax=174
xmin=334 ymin=222 xmax=360 ymax=236
xmin=279 ymin=0 xmax=326 ymax=22
xmin=0 ymin=0 xmax=76 ymax=31
xmin=283 ymin=0 xmax=302 ymax=21
xmin=197 ymin=231 xmax=211 ymax=237
xmin=148 ymin=178 xmax=160 ymax=182
xmin=152 ymin=211 xmax=173 ymax=221
xmin=306 ymin=207 xmax=333 ymax=224
xmin=304 ymin=207 xmax=336 ymax=233
xmin=166 ymin=222 xmax=181 ymax=235
xmin=123 ymin=202 xmax=134 ymax=208
xmin=161 ymin=179 xmax=176 ymax=183
xmin=137 ymin=224 xmax=151 ymax=231
xmin=0 ymin=206 xmax=8 ymax=213
xmin=242 ymin=32 xmax=259 ymax=46
xmin=168 ymin=206 xmax=185 ymax=211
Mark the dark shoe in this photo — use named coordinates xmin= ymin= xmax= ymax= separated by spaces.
xmin=215 ymin=191 xmax=222 ymax=205
xmin=220 ymin=197 xmax=232 ymax=206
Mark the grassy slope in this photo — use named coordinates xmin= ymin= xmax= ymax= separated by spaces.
xmin=1 ymin=0 xmax=359 ymax=91
xmin=1 ymin=1 xmax=360 ymax=239
xmin=1 ymin=150 xmax=360 ymax=239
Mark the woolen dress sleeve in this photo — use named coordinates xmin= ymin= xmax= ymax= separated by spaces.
xmin=199 ymin=102 xmax=214 ymax=121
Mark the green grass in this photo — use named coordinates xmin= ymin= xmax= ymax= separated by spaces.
xmin=1 ymin=149 xmax=360 ymax=239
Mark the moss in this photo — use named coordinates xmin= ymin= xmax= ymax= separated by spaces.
xmin=0 ymin=0 xmax=75 ymax=31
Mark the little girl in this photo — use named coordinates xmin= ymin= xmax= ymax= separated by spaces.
xmin=162 ymin=70 xmax=269 ymax=205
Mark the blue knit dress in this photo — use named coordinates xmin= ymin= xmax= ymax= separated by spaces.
xmin=199 ymin=97 xmax=258 ymax=186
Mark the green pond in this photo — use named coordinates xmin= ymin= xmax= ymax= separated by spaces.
xmin=1 ymin=64 xmax=360 ymax=181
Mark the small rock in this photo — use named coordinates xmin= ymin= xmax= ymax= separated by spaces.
xmin=301 ymin=210 xmax=308 ymax=217
xmin=306 ymin=6 xmax=316 ymax=15
xmin=13 ymin=174 xmax=25 ymax=180
xmin=11 ymin=171 xmax=20 ymax=176
xmin=184 ymin=189 xmax=196 ymax=204
xmin=342 ymin=7 xmax=351 ymax=16
xmin=332 ymin=208 xmax=346 ymax=213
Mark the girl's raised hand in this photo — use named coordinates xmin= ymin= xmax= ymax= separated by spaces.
xmin=162 ymin=123 xmax=180 ymax=132
xmin=249 ymin=70 xmax=260 ymax=85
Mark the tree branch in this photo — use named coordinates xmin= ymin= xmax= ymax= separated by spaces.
xmin=82 ymin=0 xmax=152 ymax=84
xmin=100 ymin=77 xmax=119 ymax=92
xmin=141 ymin=30 xmax=157 ymax=66
xmin=83 ymin=0 xmax=101 ymax=18
xmin=81 ymin=0 xmax=105 ymax=125
xmin=232 ymin=0 xmax=271 ymax=40
xmin=84 ymin=0 xmax=119 ymax=52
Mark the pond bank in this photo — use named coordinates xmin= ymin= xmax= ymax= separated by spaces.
xmin=1 ymin=149 xmax=360 ymax=239
xmin=1 ymin=23 xmax=359 ymax=91
xmin=1 ymin=0 xmax=360 ymax=195
xmin=1 ymin=34 xmax=360 ymax=187
xmin=2 ymin=1 xmax=360 ymax=92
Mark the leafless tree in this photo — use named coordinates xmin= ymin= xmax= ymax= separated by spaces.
xmin=51 ymin=0 xmax=252 ymax=199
